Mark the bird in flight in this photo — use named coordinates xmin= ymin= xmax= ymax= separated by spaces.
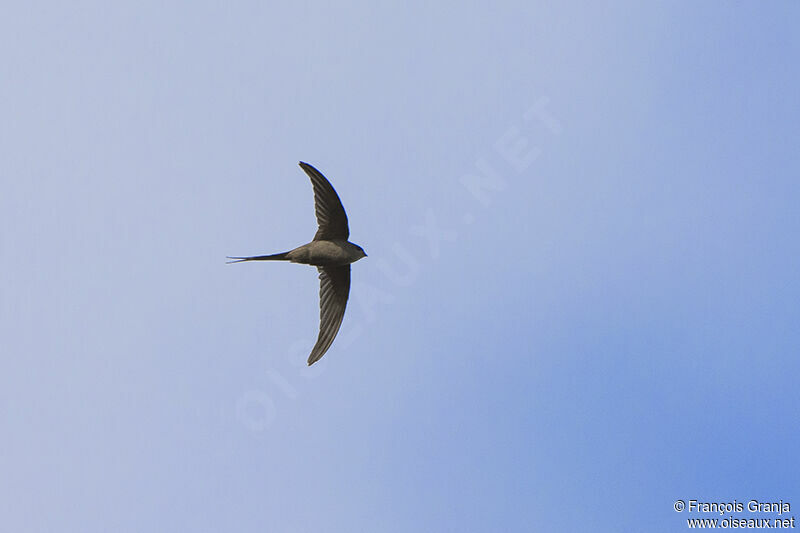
xmin=228 ymin=162 xmax=366 ymax=365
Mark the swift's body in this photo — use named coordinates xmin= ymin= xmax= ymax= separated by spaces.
xmin=243 ymin=239 xmax=365 ymax=267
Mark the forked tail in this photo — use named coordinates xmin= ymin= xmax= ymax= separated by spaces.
xmin=226 ymin=252 xmax=289 ymax=264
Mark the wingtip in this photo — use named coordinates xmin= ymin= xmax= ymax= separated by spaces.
xmin=307 ymin=353 xmax=324 ymax=366
xmin=298 ymin=161 xmax=320 ymax=173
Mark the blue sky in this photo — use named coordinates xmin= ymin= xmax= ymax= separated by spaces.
xmin=1 ymin=2 xmax=799 ymax=532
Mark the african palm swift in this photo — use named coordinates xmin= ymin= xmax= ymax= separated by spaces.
xmin=228 ymin=162 xmax=366 ymax=365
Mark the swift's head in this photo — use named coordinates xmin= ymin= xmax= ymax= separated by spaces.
xmin=352 ymin=243 xmax=367 ymax=261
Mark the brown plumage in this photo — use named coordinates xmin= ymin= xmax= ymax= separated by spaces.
xmin=228 ymin=162 xmax=366 ymax=365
